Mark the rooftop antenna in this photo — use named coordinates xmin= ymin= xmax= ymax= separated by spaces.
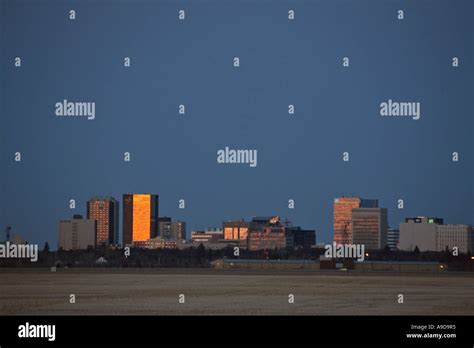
xmin=5 ymin=226 xmax=11 ymax=241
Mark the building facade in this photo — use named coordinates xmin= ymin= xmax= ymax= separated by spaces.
xmin=247 ymin=216 xmax=289 ymax=251
xmin=158 ymin=217 xmax=172 ymax=239
xmin=399 ymin=217 xmax=441 ymax=252
xmin=287 ymin=227 xmax=316 ymax=249
xmin=123 ymin=193 xmax=159 ymax=246
xmin=352 ymin=208 xmax=388 ymax=250
xmin=386 ymin=228 xmax=400 ymax=251
xmin=436 ymin=224 xmax=472 ymax=254
xmin=132 ymin=237 xmax=177 ymax=249
xmin=248 ymin=225 xmax=287 ymax=251
xmin=333 ymin=197 xmax=378 ymax=245
xmin=58 ymin=215 xmax=96 ymax=250
xmin=399 ymin=217 xmax=472 ymax=253
xmin=223 ymin=220 xmax=249 ymax=240
xmin=158 ymin=217 xmax=186 ymax=241
xmin=87 ymin=197 xmax=119 ymax=246
xmin=191 ymin=228 xmax=223 ymax=244
xmin=172 ymin=220 xmax=186 ymax=241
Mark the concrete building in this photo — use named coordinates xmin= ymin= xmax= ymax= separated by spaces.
xmin=386 ymin=228 xmax=399 ymax=251
xmin=87 ymin=197 xmax=119 ymax=246
xmin=333 ymin=197 xmax=378 ymax=244
xmin=399 ymin=217 xmax=441 ymax=251
xmin=352 ymin=208 xmax=388 ymax=250
xmin=123 ymin=193 xmax=159 ymax=246
xmin=158 ymin=217 xmax=172 ymax=239
xmin=399 ymin=217 xmax=473 ymax=253
xmin=58 ymin=215 xmax=96 ymax=250
xmin=172 ymin=220 xmax=186 ymax=241
xmin=436 ymin=224 xmax=473 ymax=254
xmin=158 ymin=217 xmax=186 ymax=241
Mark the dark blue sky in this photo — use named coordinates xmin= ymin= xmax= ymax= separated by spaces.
xmin=1 ymin=0 xmax=473 ymax=247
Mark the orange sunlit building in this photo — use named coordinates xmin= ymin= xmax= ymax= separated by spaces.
xmin=223 ymin=220 xmax=249 ymax=240
xmin=87 ymin=197 xmax=119 ymax=246
xmin=123 ymin=193 xmax=159 ymax=246
xmin=333 ymin=197 xmax=378 ymax=244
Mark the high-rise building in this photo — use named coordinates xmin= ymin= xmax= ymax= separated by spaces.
xmin=123 ymin=193 xmax=159 ymax=246
xmin=223 ymin=220 xmax=249 ymax=240
xmin=352 ymin=208 xmax=388 ymax=250
xmin=58 ymin=215 xmax=96 ymax=250
xmin=87 ymin=197 xmax=119 ymax=246
xmin=333 ymin=197 xmax=378 ymax=244
xmin=386 ymin=228 xmax=400 ymax=251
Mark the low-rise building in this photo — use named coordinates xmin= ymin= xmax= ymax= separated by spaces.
xmin=132 ymin=237 xmax=177 ymax=249
xmin=191 ymin=228 xmax=223 ymax=244
xmin=287 ymin=227 xmax=316 ymax=249
xmin=399 ymin=217 xmax=473 ymax=253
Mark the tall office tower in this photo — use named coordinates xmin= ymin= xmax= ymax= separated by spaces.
xmin=58 ymin=215 xmax=97 ymax=250
xmin=223 ymin=220 xmax=249 ymax=240
xmin=123 ymin=193 xmax=159 ymax=246
xmin=87 ymin=197 xmax=119 ymax=246
xmin=333 ymin=197 xmax=378 ymax=244
xmin=352 ymin=208 xmax=388 ymax=250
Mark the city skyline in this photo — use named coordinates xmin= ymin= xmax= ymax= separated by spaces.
xmin=3 ymin=192 xmax=472 ymax=250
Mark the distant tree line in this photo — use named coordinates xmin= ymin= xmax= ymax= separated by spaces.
xmin=0 ymin=243 xmax=472 ymax=271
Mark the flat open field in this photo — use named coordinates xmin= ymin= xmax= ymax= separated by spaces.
xmin=1 ymin=269 xmax=473 ymax=315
